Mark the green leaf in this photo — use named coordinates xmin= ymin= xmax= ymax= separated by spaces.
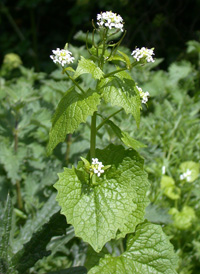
xmin=74 ymin=56 xmax=104 ymax=80
xmin=105 ymin=119 xmax=146 ymax=150
xmin=160 ymin=176 xmax=181 ymax=200
xmin=74 ymin=30 xmax=100 ymax=45
xmin=85 ymin=245 xmax=108 ymax=271
xmin=54 ymin=144 xmax=149 ymax=252
xmin=88 ymin=222 xmax=178 ymax=274
xmin=0 ymin=143 xmax=20 ymax=183
xmin=99 ymin=71 xmax=140 ymax=127
xmin=180 ymin=161 xmax=199 ymax=182
xmin=14 ymin=212 xmax=67 ymax=273
xmin=117 ymin=50 xmax=132 ymax=69
xmin=168 ymin=61 xmax=194 ymax=86
xmin=47 ymin=87 xmax=101 ymax=154
xmin=169 ymin=206 xmax=196 ymax=230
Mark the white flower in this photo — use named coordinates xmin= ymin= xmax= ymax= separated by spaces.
xmin=94 ymin=167 xmax=104 ymax=177
xmin=136 ymin=85 xmax=150 ymax=104
xmin=97 ymin=11 xmax=124 ymax=32
xmin=131 ymin=47 xmax=155 ymax=63
xmin=91 ymin=158 xmax=104 ymax=177
xmin=162 ymin=166 xmax=166 ymax=174
xmin=92 ymin=158 xmax=99 ymax=164
xmin=50 ymin=48 xmax=74 ymax=67
xmin=180 ymin=169 xmax=192 ymax=182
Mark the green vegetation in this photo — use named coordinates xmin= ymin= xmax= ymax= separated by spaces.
xmin=0 ymin=20 xmax=200 ymax=273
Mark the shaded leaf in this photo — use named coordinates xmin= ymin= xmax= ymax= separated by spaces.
xmin=99 ymin=71 xmax=140 ymax=127
xmin=105 ymin=119 xmax=146 ymax=150
xmin=14 ymin=212 xmax=67 ymax=273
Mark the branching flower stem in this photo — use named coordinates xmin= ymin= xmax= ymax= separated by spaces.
xmin=64 ymin=70 xmax=85 ymax=95
xmin=90 ymin=29 xmax=109 ymax=161
xmin=104 ymin=67 xmax=127 ymax=78
xmin=90 ymin=111 xmax=97 ymax=161
xmin=96 ymin=108 xmax=123 ymax=131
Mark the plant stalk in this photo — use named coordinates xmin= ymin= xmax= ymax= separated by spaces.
xmin=90 ymin=111 xmax=97 ymax=161
xmin=14 ymin=118 xmax=23 ymax=210
xmin=64 ymin=70 xmax=85 ymax=95
xmin=96 ymin=108 xmax=123 ymax=131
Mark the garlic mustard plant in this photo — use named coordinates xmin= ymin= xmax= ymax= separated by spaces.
xmin=136 ymin=85 xmax=150 ymax=104
xmin=97 ymin=11 xmax=124 ymax=32
xmin=132 ymin=47 xmax=155 ymax=63
xmin=50 ymin=48 xmax=74 ymax=67
xmin=91 ymin=158 xmax=104 ymax=177
xmin=180 ymin=169 xmax=192 ymax=182
xmin=48 ymin=11 xmax=178 ymax=273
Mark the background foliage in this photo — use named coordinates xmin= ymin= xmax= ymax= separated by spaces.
xmin=0 ymin=0 xmax=200 ymax=71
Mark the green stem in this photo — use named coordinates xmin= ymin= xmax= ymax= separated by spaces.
xmin=90 ymin=111 xmax=97 ymax=161
xmin=65 ymin=134 xmax=72 ymax=166
xmin=104 ymin=68 xmax=127 ymax=78
xmin=16 ymin=180 xmax=23 ymax=210
xmin=64 ymin=70 xmax=85 ymax=95
xmin=99 ymin=28 xmax=108 ymax=68
xmin=2 ymin=3 xmax=25 ymax=41
xmin=14 ymin=117 xmax=23 ymax=210
xmin=96 ymin=108 xmax=123 ymax=131
xmin=183 ymin=188 xmax=192 ymax=207
xmin=174 ymin=199 xmax=178 ymax=210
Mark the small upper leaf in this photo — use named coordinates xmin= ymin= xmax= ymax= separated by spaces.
xmin=99 ymin=71 xmax=141 ymax=127
xmin=89 ymin=222 xmax=178 ymax=274
xmin=105 ymin=119 xmax=146 ymax=150
xmin=47 ymin=87 xmax=100 ymax=154
xmin=73 ymin=56 xmax=104 ymax=80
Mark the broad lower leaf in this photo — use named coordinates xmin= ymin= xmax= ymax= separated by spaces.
xmin=47 ymin=87 xmax=100 ymax=154
xmin=54 ymin=144 xmax=149 ymax=252
xmin=95 ymin=145 xmax=149 ymax=240
xmin=73 ymin=56 xmax=104 ymax=80
xmin=88 ymin=222 xmax=178 ymax=274
xmin=99 ymin=71 xmax=141 ymax=127
xmin=105 ymin=119 xmax=146 ymax=150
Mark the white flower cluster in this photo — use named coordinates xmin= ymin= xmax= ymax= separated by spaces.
xmin=91 ymin=158 xmax=104 ymax=177
xmin=50 ymin=48 xmax=74 ymax=67
xmin=131 ymin=47 xmax=155 ymax=63
xmin=180 ymin=169 xmax=192 ymax=182
xmin=136 ymin=86 xmax=150 ymax=104
xmin=97 ymin=11 xmax=124 ymax=32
